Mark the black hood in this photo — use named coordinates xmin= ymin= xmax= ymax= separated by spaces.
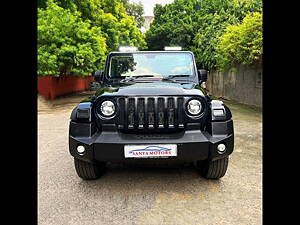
xmin=94 ymin=82 xmax=206 ymax=97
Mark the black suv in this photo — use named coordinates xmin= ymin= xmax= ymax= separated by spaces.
xmin=69 ymin=50 xmax=234 ymax=180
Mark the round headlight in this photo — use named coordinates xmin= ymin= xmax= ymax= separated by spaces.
xmin=187 ymin=99 xmax=202 ymax=115
xmin=100 ymin=101 xmax=115 ymax=116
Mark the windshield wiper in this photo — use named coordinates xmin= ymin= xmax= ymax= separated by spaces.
xmin=163 ymin=75 xmax=191 ymax=79
xmin=119 ymin=75 xmax=156 ymax=83
xmin=162 ymin=74 xmax=192 ymax=81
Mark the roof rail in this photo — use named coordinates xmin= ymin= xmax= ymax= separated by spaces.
xmin=164 ymin=46 xmax=182 ymax=51
xmin=119 ymin=46 xmax=138 ymax=52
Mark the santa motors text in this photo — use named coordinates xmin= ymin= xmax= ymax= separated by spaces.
xmin=131 ymin=151 xmax=171 ymax=156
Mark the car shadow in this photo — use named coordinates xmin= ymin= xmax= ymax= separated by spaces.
xmin=77 ymin=163 xmax=224 ymax=197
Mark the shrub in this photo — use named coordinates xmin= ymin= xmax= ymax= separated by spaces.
xmin=216 ymin=12 xmax=262 ymax=70
xmin=38 ymin=0 xmax=107 ymax=76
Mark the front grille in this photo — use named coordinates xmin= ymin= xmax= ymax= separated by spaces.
xmin=117 ymin=96 xmax=185 ymax=132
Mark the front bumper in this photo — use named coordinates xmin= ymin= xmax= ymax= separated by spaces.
xmin=69 ymin=120 xmax=234 ymax=163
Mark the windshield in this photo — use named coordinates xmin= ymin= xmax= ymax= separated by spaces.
xmin=108 ymin=52 xmax=195 ymax=79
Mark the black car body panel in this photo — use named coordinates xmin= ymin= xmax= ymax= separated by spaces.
xmin=99 ymin=83 xmax=204 ymax=97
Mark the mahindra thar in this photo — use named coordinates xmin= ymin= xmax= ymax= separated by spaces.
xmin=69 ymin=48 xmax=234 ymax=180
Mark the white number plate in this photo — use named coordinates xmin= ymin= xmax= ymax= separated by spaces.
xmin=124 ymin=144 xmax=177 ymax=158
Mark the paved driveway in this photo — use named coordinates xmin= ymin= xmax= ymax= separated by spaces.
xmin=38 ymin=93 xmax=262 ymax=225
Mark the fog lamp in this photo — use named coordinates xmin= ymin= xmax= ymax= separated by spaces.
xmin=77 ymin=145 xmax=85 ymax=155
xmin=217 ymin=143 xmax=226 ymax=154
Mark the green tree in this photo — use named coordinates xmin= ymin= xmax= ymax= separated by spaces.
xmin=145 ymin=0 xmax=262 ymax=70
xmin=121 ymin=0 xmax=145 ymax=28
xmin=192 ymin=9 xmax=239 ymax=69
xmin=38 ymin=0 xmax=107 ymax=76
xmin=216 ymin=12 xmax=262 ymax=70
xmin=146 ymin=0 xmax=199 ymax=50
xmin=54 ymin=0 xmax=146 ymax=51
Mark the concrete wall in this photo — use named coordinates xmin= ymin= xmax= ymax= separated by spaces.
xmin=206 ymin=65 xmax=262 ymax=107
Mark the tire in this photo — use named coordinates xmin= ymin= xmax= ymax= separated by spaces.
xmin=197 ymin=157 xmax=229 ymax=179
xmin=74 ymin=158 xmax=105 ymax=180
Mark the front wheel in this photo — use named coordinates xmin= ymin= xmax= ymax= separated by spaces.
xmin=197 ymin=157 xmax=229 ymax=179
xmin=74 ymin=158 xmax=105 ymax=180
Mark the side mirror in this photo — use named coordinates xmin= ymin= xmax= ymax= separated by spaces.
xmin=198 ymin=69 xmax=208 ymax=82
xmin=94 ymin=71 xmax=104 ymax=82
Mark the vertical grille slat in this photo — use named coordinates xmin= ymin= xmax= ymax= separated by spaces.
xmin=147 ymin=98 xmax=155 ymax=128
xmin=137 ymin=98 xmax=145 ymax=128
xmin=128 ymin=98 xmax=135 ymax=129
xmin=177 ymin=97 xmax=184 ymax=128
xmin=167 ymin=98 xmax=175 ymax=128
xmin=118 ymin=98 xmax=125 ymax=129
xmin=158 ymin=98 xmax=164 ymax=128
